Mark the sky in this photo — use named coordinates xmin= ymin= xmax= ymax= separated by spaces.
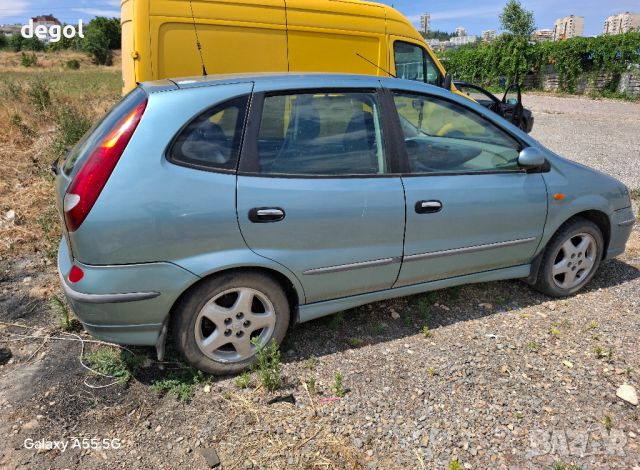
xmin=0 ymin=0 xmax=639 ymax=36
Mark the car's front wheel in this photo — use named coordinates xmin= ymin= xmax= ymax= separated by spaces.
xmin=173 ymin=272 xmax=290 ymax=374
xmin=534 ymin=217 xmax=604 ymax=297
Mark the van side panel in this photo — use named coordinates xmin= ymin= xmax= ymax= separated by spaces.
xmin=121 ymin=0 xmax=135 ymax=93
xmin=149 ymin=0 xmax=287 ymax=80
xmin=286 ymin=0 xmax=386 ymax=76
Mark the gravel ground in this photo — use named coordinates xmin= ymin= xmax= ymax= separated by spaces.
xmin=526 ymin=93 xmax=640 ymax=189
xmin=0 ymin=95 xmax=639 ymax=470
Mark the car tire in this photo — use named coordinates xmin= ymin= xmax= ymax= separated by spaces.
xmin=534 ymin=217 xmax=604 ymax=297
xmin=172 ymin=272 xmax=290 ymax=375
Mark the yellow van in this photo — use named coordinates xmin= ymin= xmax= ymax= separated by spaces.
xmin=120 ymin=0 xmax=456 ymax=95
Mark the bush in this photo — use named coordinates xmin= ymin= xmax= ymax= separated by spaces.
xmin=27 ymin=79 xmax=51 ymax=111
xmin=20 ymin=52 xmax=38 ymax=68
xmin=22 ymin=37 xmax=46 ymax=52
xmin=0 ymin=34 xmax=6 ymax=49
xmin=7 ymin=33 xmax=24 ymax=52
xmin=82 ymin=25 xmax=113 ymax=65
xmin=52 ymin=107 xmax=91 ymax=157
xmin=66 ymin=59 xmax=81 ymax=70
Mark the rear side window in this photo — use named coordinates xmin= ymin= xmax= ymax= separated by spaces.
xmin=255 ymin=92 xmax=386 ymax=176
xmin=168 ymin=96 xmax=248 ymax=171
xmin=394 ymin=42 xmax=442 ymax=86
xmin=62 ymin=87 xmax=147 ymax=175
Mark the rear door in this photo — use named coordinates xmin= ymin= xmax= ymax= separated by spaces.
xmin=236 ymin=87 xmax=405 ymax=303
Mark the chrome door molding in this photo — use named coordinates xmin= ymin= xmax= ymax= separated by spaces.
xmin=303 ymin=257 xmax=401 ymax=275
xmin=404 ymin=237 xmax=537 ymax=263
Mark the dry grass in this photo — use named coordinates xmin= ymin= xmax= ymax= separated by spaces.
xmin=0 ymin=51 xmax=121 ymax=260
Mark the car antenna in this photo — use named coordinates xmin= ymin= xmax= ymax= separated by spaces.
xmin=356 ymin=53 xmax=396 ymax=78
xmin=189 ymin=0 xmax=208 ymax=76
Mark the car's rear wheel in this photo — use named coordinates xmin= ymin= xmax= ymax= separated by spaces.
xmin=173 ymin=272 xmax=290 ymax=374
xmin=534 ymin=217 xmax=603 ymax=297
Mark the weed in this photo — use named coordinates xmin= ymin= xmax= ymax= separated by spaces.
xmin=223 ymin=391 xmax=232 ymax=400
xmin=52 ymin=106 xmax=91 ymax=157
xmin=630 ymin=188 xmax=640 ymax=201
xmin=527 ymin=340 xmax=538 ymax=351
xmin=427 ymin=367 xmax=436 ymax=377
xmin=420 ymin=325 xmax=432 ymax=338
xmin=418 ymin=298 xmax=431 ymax=322
xmin=606 ymin=347 xmax=614 ymax=363
xmin=3 ymin=79 xmax=22 ymax=100
xmin=27 ymin=79 xmax=51 ymax=111
xmin=235 ymin=371 xmax=251 ymax=389
xmin=9 ymin=113 xmax=34 ymax=138
xmin=553 ymin=463 xmax=583 ymax=470
xmin=447 ymin=286 xmax=462 ymax=301
xmin=371 ymin=322 xmax=386 ymax=336
xmin=449 ymin=458 xmax=461 ymax=470
xmin=602 ymin=414 xmax=613 ymax=431
xmin=66 ymin=59 xmax=81 ymax=70
xmin=151 ymin=369 xmax=208 ymax=401
xmin=84 ymin=347 xmax=144 ymax=385
xmin=550 ymin=328 xmax=560 ymax=338
xmin=347 ymin=337 xmax=365 ymax=348
xmin=328 ymin=311 xmax=345 ymax=329
xmin=594 ymin=345 xmax=605 ymax=359
xmin=495 ymin=294 xmax=510 ymax=307
xmin=626 ymin=367 xmax=632 ymax=378
xmin=302 ymin=355 xmax=318 ymax=370
xmin=588 ymin=320 xmax=597 ymax=329
xmin=49 ymin=295 xmax=82 ymax=332
xmin=333 ymin=371 xmax=345 ymax=397
xmin=515 ymin=410 xmax=524 ymax=419
xmin=403 ymin=314 xmax=413 ymax=327
xmin=423 ymin=291 xmax=438 ymax=304
xmin=253 ymin=338 xmax=281 ymax=391
xmin=21 ymin=52 xmax=37 ymax=67
xmin=306 ymin=377 xmax=317 ymax=395
xmin=37 ymin=205 xmax=60 ymax=261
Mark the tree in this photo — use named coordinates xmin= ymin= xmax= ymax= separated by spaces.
xmin=0 ymin=34 xmax=6 ymax=49
xmin=499 ymin=0 xmax=536 ymax=37
xmin=82 ymin=26 xmax=112 ymax=65
xmin=87 ymin=17 xmax=121 ymax=49
xmin=22 ymin=37 xmax=46 ymax=52
xmin=8 ymin=32 xmax=24 ymax=52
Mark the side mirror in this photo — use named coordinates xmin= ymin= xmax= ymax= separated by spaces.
xmin=442 ymin=73 xmax=452 ymax=91
xmin=518 ymin=147 xmax=546 ymax=168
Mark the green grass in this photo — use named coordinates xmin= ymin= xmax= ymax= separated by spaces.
xmin=370 ymin=322 xmax=386 ymax=336
xmin=49 ymin=295 xmax=82 ymax=332
xmin=253 ymin=338 xmax=281 ymax=392
xmin=84 ymin=347 xmax=144 ymax=385
xmin=602 ymin=414 xmax=613 ymax=431
xmin=235 ymin=371 xmax=251 ymax=389
xmin=347 ymin=337 xmax=365 ymax=348
xmin=448 ymin=458 xmax=462 ymax=470
xmin=333 ymin=371 xmax=345 ymax=398
xmin=420 ymin=325 xmax=432 ymax=338
xmin=327 ymin=311 xmax=345 ymax=329
xmin=151 ymin=369 xmax=209 ymax=402
xmin=305 ymin=377 xmax=317 ymax=395
xmin=0 ymin=70 xmax=120 ymax=97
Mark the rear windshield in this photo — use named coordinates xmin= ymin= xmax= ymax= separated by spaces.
xmin=62 ymin=87 xmax=147 ymax=176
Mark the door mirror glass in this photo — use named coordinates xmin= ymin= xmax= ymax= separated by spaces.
xmin=518 ymin=147 xmax=546 ymax=168
xmin=443 ymin=73 xmax=452 ymax=91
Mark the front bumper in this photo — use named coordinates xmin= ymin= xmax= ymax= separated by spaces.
xmin=606 ymin=206 xmax=635 ymax=259
xmin=57 ymin=238 xmax=198 ymax=345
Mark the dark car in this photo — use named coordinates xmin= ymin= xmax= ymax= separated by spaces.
xmin=455 ymin=81 xmax=534 ymax=133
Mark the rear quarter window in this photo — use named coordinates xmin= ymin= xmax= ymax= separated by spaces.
xmin=168 ymin=96 xmax=249 ymax=172
xmin=62 ymin=87 xmax=147 ymax=176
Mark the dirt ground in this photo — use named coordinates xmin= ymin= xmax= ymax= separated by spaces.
xmin=0 ymin=60 xmax=639 ymax=469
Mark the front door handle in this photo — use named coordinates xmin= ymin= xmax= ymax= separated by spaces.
xmin=248 ymin=207 xmax=286 ymax=223
xmin=415 ymin=200 xmax=442 ymax=214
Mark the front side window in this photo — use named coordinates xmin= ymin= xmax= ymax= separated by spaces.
xmin=394 ymin=42 xmax=442 ymax=86
xmin=393 ymin=92 xmax=522 ymax=173
xmin=169 ymin=96 xmax=248 ymax=170
xmin=256 ymin=92 xmax=386 ymax=176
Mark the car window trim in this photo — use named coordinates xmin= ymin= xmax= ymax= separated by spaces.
xmin=238 ymin=87 xmax=402 ymax=178
xmin=165 ymin=93 xmax=252 ymax=174
xmin=381 ymin=87 xmax=536 ymax=176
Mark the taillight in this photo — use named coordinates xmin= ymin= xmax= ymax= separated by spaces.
xmin=68 ymin=265 xmax=84 ymax=283
xmin=64 ymin=100 xmax=147 ymax=232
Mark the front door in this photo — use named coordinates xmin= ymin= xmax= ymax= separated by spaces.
xmin=389 ymin=90 xmax=548 ymax=286
xmin=237 ymin=89 xmax=405 ymax=303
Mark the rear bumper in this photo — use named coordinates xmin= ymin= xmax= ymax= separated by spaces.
xmin=57 ymin=238 xmax=198 ymax=345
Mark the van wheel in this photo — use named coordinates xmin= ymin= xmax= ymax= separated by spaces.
xmin=173 ymin=272 xmax=290 ymax=375
xmin=534 ymin=217 xmax=603 ymax=297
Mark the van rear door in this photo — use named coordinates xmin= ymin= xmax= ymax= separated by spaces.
xmin=121 ymin=0 xmax=136 ymax=94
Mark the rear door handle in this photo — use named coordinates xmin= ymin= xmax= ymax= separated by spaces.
xmin=248 ymin=207 xmax=286 ymax=223
xmin=415 ymin=200 xmax=442 ymax=214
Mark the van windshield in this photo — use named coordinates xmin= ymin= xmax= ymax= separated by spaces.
xmin=62 ymin=87 xmax=147 ymax=176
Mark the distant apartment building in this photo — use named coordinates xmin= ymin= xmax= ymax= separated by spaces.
xmin=531 ymin=29 xmax=554 ymax=42
xmin=603 ymin=12 xmax=640 ymax=35
xmin=481 ymin=30 xmax=496 ymax=42
xmin=553 ymin=15 xmax=584 ymax=40
xmin=420 ymin=13 xmax=431 ymax=34
xmin=31 ymin=14 xmax=61 ymax=43
xmin=455 ymin=26 xmax=466 ymax=37
xmin=425 ymin=38 xmax=440 ymax=49
xmin=449 ymin=35 xmax=477 ymax=46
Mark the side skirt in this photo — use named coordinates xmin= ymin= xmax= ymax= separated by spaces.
xmin=298 ymin=264 xmax=531 ymax=323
